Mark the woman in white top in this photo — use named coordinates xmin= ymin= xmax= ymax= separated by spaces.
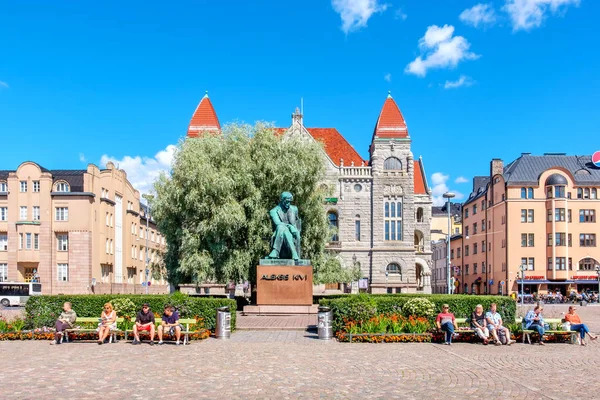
xmin=97 ymin=303 xmax=117 ymax=345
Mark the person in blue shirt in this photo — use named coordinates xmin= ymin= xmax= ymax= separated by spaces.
xmin=524 ymin=305 xmax=546 ymax=345
xmin=158 ymin=304 xmax=182 ymax=345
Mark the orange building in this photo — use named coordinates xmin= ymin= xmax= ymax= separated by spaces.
xmin=0 ymin=162 xmax=167 ymax=295
xmin=456 ymin=154 xmax=600 ymax=296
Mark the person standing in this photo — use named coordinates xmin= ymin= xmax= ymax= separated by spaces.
xmin=50 ymin=302 xmax=77 ymax=345
xmin=564 ymin=305 xmax=598 ymax=346
xmin=132 ymin=303 xmax=156 ymax=345
xmin=524 ymin=305 xmax=546 ymax=345
xmin=436 ymin=304 xmax=459 ymax=345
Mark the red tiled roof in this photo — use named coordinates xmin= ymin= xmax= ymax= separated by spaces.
xmin=373 ymin=94 xmax=408 ymax=139
xmin=414 ymin=160 xmax=427 ymax=194
xmin=187 ymin=93 xmax=220 ymax=137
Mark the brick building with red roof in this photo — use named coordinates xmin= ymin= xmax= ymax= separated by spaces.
xmin=186 ymin=92 xmax=433 ymax=293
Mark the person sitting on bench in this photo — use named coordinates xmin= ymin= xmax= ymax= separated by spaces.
xmin=524 ymin=305 xmax=546 ymax=345
xmin=564 ymin=305 xmax=598 ymax=346
xmin=132 ymin=303 xmax=156 ymax=345
xmin=50 ymin=302 xmax=77 ymax=345
xmin=97 ymin=303 xmax=117 ymax=345
xmin=158 ymin=305 xmax=182 ymax=345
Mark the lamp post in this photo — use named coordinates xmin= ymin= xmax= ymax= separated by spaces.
xmin=596 ymin=265 xmax=600 ymax=297
xmin=141 ymin=194 xmax=153 ymax=295
xmin=443 ymin=192 xmax=456 ymax=294
xmin=519 ymin=264 xmax=526 ymax=306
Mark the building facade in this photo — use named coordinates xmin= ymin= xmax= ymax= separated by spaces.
xmin=0 ymin=162 xmax=167 ymax=294
xmin=455 ymin=154 xmax=600 ymax=295
xmin=431 ymin=203 xmax=462 ymax=294
xmin=186 ymin=93 xmax=434 ymax=293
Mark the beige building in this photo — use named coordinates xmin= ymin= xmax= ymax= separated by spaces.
xmin=455 ymin=154 xmax=600 ymax=296
xmin=0 ymin=161 xmax=167 ymax=295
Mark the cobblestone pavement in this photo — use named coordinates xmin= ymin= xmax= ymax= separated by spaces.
xmin=1 ymin=331 xmax=599 ymax=400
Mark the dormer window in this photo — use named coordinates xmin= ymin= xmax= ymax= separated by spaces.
xmin=55 ymin=182 xmax=70 ymax=192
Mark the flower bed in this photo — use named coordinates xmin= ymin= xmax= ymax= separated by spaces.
xmin=0 ymin=329 xmax=211 ymax=341
xmin=337 ymin=332 xmax=432 ymax=343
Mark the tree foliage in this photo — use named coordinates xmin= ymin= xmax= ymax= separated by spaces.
xmin=152 ymin=123 xmax=342 ymax=285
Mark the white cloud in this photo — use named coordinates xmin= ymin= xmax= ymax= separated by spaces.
xmin=455 ymin=176 xmax=469 ymax=184
xmin=460 ymin=3 xmax=497 ymax=28
xmin=431 ymin=172 xmax=465 ymax=206
xmin=443 ymin=75 xmax=475 ymax=89
xmin=503 ymin=0 xmax=580 ymax=31
xmin=0 ymin=81 xmax=8 ymax=88
xmin=384 ymin=73 xmax=392 ymax=82
xmin=79 ymin=153 xmax=87 ymax=163
xmin=100 ymin=144 xmax=177 ymax=195
xmin=331 ymin=0 xmax=388 ymax=34
xmin=395 ymin=8 xmax=407 ymax=20
xmin=405 ymin=25 xmax=479 ymax=77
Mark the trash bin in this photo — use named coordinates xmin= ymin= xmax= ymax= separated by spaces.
xmin=317 ymin=306 xmax=333 ymax=340
xmin=215 ymin=306 xmax=231 ymax=339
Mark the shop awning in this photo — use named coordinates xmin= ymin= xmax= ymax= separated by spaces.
xmin=573 ymin=280 xmax=599 ymax=284
xmin=516 ymin=280 xmax=547 ymax=284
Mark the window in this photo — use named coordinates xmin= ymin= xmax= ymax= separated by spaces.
xmin=579 ymin=258 xmax=597 ymax=271
xmin=528 ymin=188 xmax=534 ymax=199
xmin=457 ymin=248 xmax=461 ymax=258
xmin=568 ymin=209 xmax=572 ymax=223
xmin=465 ymin=208 xmax=469 ymax=218
xmin=25 ymin=233 xmax=32 ymax=249
xmin=416 ymin=208 xmax=423 ymax=222
xmin=473 ymin=223 xmax=478 ymax=234
xmin=34 ymin=234 xmax=39 ymax=250
xmin=127 ymin=267 xmax=136 ymax=284
xmin=383 ymin=157 xmax=402 ymax=170
xmin=555 ymin=208 xmax=566 ymax=222
xmin=580 ymin=234 xmax=596 ymax=247
xmin=450 ymin=249 xmax=454 ymax=259
xmin=521 ymin=209 xmax=526 ymax=222
xmin=465 ymin=226 xmax=469 ymax=237
xmin=101 ymin=264 xmax=111 ymax=283
xmin=555 ymin=186 xmax=565 ymax=198
xmin=19 ymin=233 xmax=23 ymax=249
xmin=355 ymin=219 xmax=361 ymax=241
xmin=139 ymin=226 xmax=143 ymax=237
xmin=33 ymin=181 xmax=40 ymax=192
xmin=55 ymin=207 xmax=68 ymax=221
xmin=20 ymin=181 xmax=27 ymax=192
xmin=0 ymin=263 xmax=6 ymax=282
xmin=527 ymin=209 xmax=534 ymax=223
xmin=521 ymin=187 xmax=526 ymax=199
xmin=548 ymin=232 xmax=566 ymax=246
xmin=521 ymin=233 xmax=527 ymax=247
xmin=482 ymin=240 xmax=486 ymax=252
xmin=482 ymin=220 xmax=486 ymax=231
xmin=592 ymin=188 xmax=597 ymax=199
xmin=0 ymin=233 xmax=7 ymax=251
xmin=0 ymin=207 xmax=7 ymax=221
xmin=106 ymin=239 xmax=110 ymax=254
xmin=577 ymin=188 xmax=583 ymax=199
xmin=521 ymin=257 xmax=535 ymax=271
xmin=110 ymin=239 xmax=113 ymax=254
xmin=327 ymin=212 xmax=338 ymax=241
xmin=473 ymin=263 xmax=478 ymax=274
xmin=110 ymin=214 xmax=113 ymax=227
xmin=473 ymin=205 xmax=477 ymax=215
xmin=580 ymin=209 xmax=596 ymax=223
xmin=481 ymin=262 xmax=486 ymax=273
xmin=549 ymin=257 xmax=567 ymax=271
xmin=20 ymin=206 xmax=27 ymax=221
xmin=386 ymin=263 xmax=401 ymax=275
xmin=57 ymin=234 xmax=68 ymax=251
xmin=55 ymin=182 xmax=70 ymax=192
xmin=473 ymin=243 xmax=478 ymax=254
xmin=465 ymin=264 xmax=469 ymax=275
xmin=32 ymin=206 xmax=40 ymax=221
xmin=465 ymin=245 xmax=469 ymax=256
xmin=384 ymin=200 xmax=402 ymax=241
xmin=106 ymin=212 xmax=110 ymax=226
xmin=0 ymin=182 xmax=7 ymax=192
xmin=57 ymin=263 xmax=69 ymax=281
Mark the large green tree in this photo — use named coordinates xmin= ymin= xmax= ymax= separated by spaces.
xmin=152 ymin=122 xmax=348 ymax=286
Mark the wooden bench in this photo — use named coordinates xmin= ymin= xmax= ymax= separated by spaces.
xmin=518 ymin=318 xmax=578 ymax=344
xmin=124 ymin=318 xmax=197 ymax=345
xmin=62 ymin=317 xmax=124 ymax=344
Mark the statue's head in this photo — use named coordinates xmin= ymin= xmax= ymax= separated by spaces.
xmin=279 ymin=191 xmax=293 ymax=211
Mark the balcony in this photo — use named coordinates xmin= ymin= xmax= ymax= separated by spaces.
xmin=340 ymin=166 xmax=372 ymax=177
xmin=17 ymin=250 xmax=40 ymax=263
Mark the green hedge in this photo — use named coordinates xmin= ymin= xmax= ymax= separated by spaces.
xmin=25 ymin=292 xmax=236 ymax=332
xmin=319 ymin=294 xmax=516 ymax=334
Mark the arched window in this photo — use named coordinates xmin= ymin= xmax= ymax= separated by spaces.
xmin=527 ymin=188 xmax=534 ymax=199
xmin=55 ymin=182 xmax=70 ymax=192
xmin=592 ymin=188 xmax=597 ymax=199
xmin=355 ymin=214 xmax=361 ymax=241
xmin=584 ymin=188 xmax=590 ymax=199
xmin=384 ymin=157 xmax=402 ymax=170
xmin=577 ymin=188 xmax=583 ymax=199
xmin=327 ymin=211 xmax=338 ymax=241
xmin=521 ymin=188 xmax=527 ymax=199
xmin=416 ymin=207 xmax=424 ymax=222
xmin=386 ymin=263 xmax=401 ymax=275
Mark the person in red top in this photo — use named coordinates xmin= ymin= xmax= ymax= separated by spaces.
xmin=436 ymin=304 xmax=459 ymax=345
xmin=564 ymin=305 xmax=597 ymax=346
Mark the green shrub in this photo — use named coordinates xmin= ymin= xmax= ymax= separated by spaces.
xmin=402 ymin=298 xmax=435 ymax=318
xmin=110 ymin=298 xmax=137 ymax=318
xmin=319 ymin=294 xmax=516 ymax=334
xmin=25 ymin=293 xmax=236 ymax=332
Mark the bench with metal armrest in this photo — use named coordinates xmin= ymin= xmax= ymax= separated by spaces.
xmin=62 ymin=317 xmax=124 ymax=343
xmin=124 ymin=318 xmax=198 ymax=345
xmin=518 ymin=317 xmax=578 ymax=344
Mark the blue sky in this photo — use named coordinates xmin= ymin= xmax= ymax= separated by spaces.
xmin=0 ymin=0 xmax=598 ymax=204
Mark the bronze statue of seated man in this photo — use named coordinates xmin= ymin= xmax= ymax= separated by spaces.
xmin=267 ymin=191 xmax=301 ymax=261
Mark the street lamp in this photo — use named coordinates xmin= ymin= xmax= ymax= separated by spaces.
xmin=141 ymin=194 xmax=154 ymax=295
xmin=595 ymin=265 xmax=600 ymax=297
xmin=519 ymin=264 xmax=527 ymax=306
xmin=443 ymin=192 xmax=456 ymax=294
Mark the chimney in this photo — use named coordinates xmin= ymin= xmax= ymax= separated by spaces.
xmin=490 ymin=158 xmax=503 ymax=177
xmin=292 ymin=107 xmax=303 ymax=126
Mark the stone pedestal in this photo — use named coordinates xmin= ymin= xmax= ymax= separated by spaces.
xmin=256 ymin=264 xmax=313 ymax=306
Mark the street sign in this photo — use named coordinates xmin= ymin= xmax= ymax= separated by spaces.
xmin=593 ymin=151 xmax=600 ymax=168
xmin=489 ymin=279 xmax=494 ymax=285
xmin=148 ymin=282 xmax=152 ymax=286
xmin=500 ymin=280 xmax=505 ymax=286
xmin=145 ymin=269 xmax=150 ymax=275
xmin=141 ymin=282 xmax=147 ymax=287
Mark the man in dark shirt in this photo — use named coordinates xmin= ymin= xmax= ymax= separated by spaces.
xmin=132 ymin=303 xmax=156 ymax=345
xmin=158 ymin=305 xmax=182 ymax=345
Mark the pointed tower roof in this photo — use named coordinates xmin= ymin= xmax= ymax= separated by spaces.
xmin=372 ymin=92 xmax=408 ymax=140
xmin=187 ymin=91 xmax=221 ymax=137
